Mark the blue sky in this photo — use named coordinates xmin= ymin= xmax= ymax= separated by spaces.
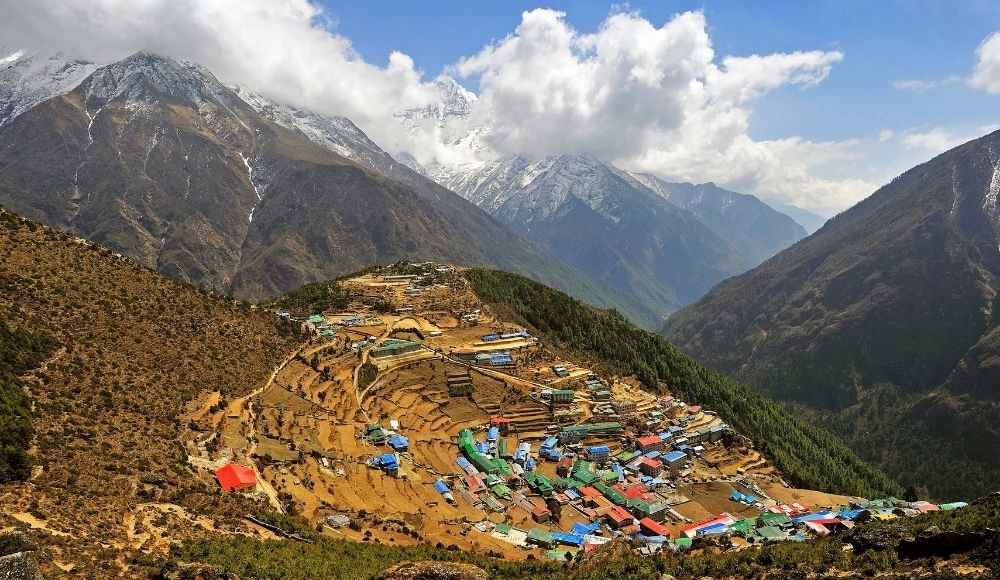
xmin=321 ymin=1 xmax=1000 ymax=214
xmin=327 ymin=0 xmax=998 ymax=142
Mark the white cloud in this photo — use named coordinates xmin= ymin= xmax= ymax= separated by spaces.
xmin=878 ymin=129 xmax=894 ymax=142
xmin=893 ymin=76 xmax=960 ymax=92
xmin=970 ymin=31 xmax=1000 ymax=93
xmin=899 ymin=127 xmax=966 ymax=152
xmin=0 ymin=2 xmax=871 ymax=213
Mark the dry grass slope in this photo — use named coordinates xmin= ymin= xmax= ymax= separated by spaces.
xmin=0 ymin=207 xmax=301 ymax=574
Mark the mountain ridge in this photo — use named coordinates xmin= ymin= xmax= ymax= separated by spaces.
xmin=428 ymin=152 xmax=807 ymax=319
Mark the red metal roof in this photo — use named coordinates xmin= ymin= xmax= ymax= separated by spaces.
xmin=579 ymin=486 xmax=602 ymax=498
xmin=637 ymin=435 xmax=661 ymax=446
xmin=639 ymin=517 xmax=672 ymax=538
xmin=215 ymin=463 xmax=256 ymax=492
xmin=639 ymin=456 xmax=662 ymax=467
xmin=607 ymin=506 xmax=632 ymax=523
xmin=531 ymin=504 xmax=550 ymax=516
xmin=490 ymin=416 xmax=511 ymax=424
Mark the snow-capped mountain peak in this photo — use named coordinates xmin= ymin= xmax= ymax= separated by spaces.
xmin=79 ymin=51 xmax=243 ymax=112
xmin=0 ymin=49 xmax=99 ymax=128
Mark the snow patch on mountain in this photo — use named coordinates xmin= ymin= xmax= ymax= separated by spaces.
xmin=80 ymin=52 xmax=241 ymax=111
xmin=0 ymin=49 xmax=99 ymax=128
xmin=428 ymin=154 xmax=650 ymax=225
xmin=983 ymin=146 xmax=1000 ymax=221
xmin=231 ymin=85 xmax=399 ymax=175
xmin=395 ymin=76 xmax=492 ymax=162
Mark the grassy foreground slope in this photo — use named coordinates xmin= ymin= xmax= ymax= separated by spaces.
xmin=0 ymin=207 xmax=302 ymax=574
xmin=463 ymin=268 xmax=901 ymax=499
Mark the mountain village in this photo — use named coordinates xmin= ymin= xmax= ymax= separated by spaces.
xmin=180 ymin=263 xmax=969 ymax=562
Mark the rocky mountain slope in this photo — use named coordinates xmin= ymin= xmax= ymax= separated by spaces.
xmin=0 ymin=51 xmax=652 ymax=323
xmin=663 ymin=129 xmax=1000 ymax=498
xmin=629 ymin=175 xmax=807 ymax=267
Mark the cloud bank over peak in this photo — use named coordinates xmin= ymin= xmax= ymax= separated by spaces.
xmin=1 ymin=1 xmax=872 ymax=213
xmin=442 ymin=9 xmax=855 ymax=213
xmin=970 ymin=31 xmax=1000 ymax=94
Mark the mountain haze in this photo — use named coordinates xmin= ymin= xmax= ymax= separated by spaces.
xmin=664 ymin=129 xmax=1000 ymax=498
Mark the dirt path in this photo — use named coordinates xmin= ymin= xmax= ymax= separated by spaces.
xmin=353 ymin=326 xmax=393 ymax=424
xmin=231 ymin=339 xmax=318 ymax=511
xmin=11 ymin=512 xmax=70 ymax=537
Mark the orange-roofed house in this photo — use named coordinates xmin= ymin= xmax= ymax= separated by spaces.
xmin=636 ymin=435 xmax=662 ymax=453
xmin=639 ymin=517 xmax=673 ymax=538
xmin=605 ymin=505 xmax=633 ymax=529
xmin=639 ymin=456 xmax=662 ymax=476
xmin=531 ymin=504 xmax=551 ymax=523
xmin=215 ymin=463 xmax=257 ymax=492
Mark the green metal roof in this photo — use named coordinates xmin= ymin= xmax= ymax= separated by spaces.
xmin=757 ymin=526 xmax=788 ymax=540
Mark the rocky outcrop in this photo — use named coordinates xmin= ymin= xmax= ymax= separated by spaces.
xmin=378 ymin=561 xmax=488 ymax=580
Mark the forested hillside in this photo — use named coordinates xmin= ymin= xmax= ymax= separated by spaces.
xmin=463 ymin=268 xmax=901 ymax=499
xmin=0 ymin=321 xmax=54 ymax=482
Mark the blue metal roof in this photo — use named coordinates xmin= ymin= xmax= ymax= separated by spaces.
xmin=588 ymin=446 xmax=610 ymax=454
xmin=551 ymin=532 xmax=584 ymax=546
xmin=542 ymin=437 xmax=558 ymax=448
xmin=456 ymin=457 xmax=471 ymax=469
xmin=794 ymin=511 xmax=834 ymax=523
xmin=699 ymin=523 xmax=729 ymax=535
xmin=664 ymin=451 xmax=686 ymax=462
xmin=573 ymin=521 xmax=600 ymax=534
xmin=434 ymin=480 xmax=450 ymax=493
